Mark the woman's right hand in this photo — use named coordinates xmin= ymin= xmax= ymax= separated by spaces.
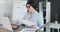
xmin=11 ymin=21 xmax=19 ymax=28
xmin=30 ymin=24 xmax=35 ymax=28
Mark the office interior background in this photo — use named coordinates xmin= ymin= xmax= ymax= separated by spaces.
xmin=0 ymin=0 xmax=60 ymax=32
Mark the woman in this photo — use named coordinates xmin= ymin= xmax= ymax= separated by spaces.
xmin=22 ymin=0 xmax=43 ymax=30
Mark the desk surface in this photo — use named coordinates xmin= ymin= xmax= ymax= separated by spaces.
xmin=0 ymin=28 xmax=13 ymax=32
xmin=50 ymin=23 xmax=60 ymax=29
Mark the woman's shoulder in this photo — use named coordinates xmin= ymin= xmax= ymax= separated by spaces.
xmin=36 ymin=11 xmax=43 ymax=18
xmin=35 ymin=11 xmax=40 ymax=15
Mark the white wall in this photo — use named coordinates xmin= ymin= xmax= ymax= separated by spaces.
xmin=0 ymin=0 xmax=6 ymax=16
xmin=0 ymin=0 xmax=27 ymax=23
xmin=0 ymin=0 xmax=14 ymax=22
xmin=4 ymin=0 xmax=14 ymax=19
xmin=12 ymin=0 xmax=27 ymax=20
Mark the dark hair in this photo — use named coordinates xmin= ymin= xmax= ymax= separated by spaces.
xmin=26 ymin=0 xmax=37 ymax=10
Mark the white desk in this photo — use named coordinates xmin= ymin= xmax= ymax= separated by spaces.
xmin=49 ymin=23 xmax=60 ymax=32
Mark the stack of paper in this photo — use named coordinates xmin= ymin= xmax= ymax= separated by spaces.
xmin=18 ymin=19 xmax=35 ymax=27
xmin=19 ymin=28 xmax=37 ymax=32
xmin=0 ymin=17 xmax=13 ymax=31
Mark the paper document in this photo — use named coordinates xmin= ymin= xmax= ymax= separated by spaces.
xmin=18 ymin=19 xmax=36 ymax=27
xmin=0 ymin=17 xmax=13 ymax=31
xmin=19 ymin=28 xmax=37 ymax=32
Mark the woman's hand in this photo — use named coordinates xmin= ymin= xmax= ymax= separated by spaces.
xmin=11 ymin=21 xmax=19 ymax=28
xmin=30 ymin=24 xmax=35 ymax=28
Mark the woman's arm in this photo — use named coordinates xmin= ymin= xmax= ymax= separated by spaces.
xmin=37 ymin=13 xmax=43 ymax=31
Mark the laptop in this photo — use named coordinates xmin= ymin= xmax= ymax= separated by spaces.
xmin=0 ymin=17 xmax=13 ymax=31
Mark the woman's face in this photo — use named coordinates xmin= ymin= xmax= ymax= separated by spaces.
xmin=26 ymin=4 xmax=34 ymax=13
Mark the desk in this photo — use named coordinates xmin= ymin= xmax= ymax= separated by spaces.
xmin=0 ymin=28 xmax=13 ymax=32
xmin=49 ymin=23 xmax=60 ymax=32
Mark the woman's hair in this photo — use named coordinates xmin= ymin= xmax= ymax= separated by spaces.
xmin=26 ymin=0 xmax=37 ymax=10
